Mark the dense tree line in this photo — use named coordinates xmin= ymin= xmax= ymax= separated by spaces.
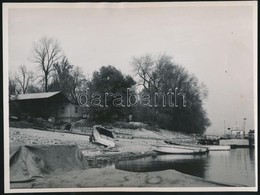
xmin=86 ymin=65 xmax=136 ymax=121
xmin=9 ymin=36 xmax=211 ymax=134
xmin=131 ymin=54 xmax=211 ymax=134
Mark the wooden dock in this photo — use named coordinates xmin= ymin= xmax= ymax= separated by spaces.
xmin=201 ymin=145 xmax=231 ymax=151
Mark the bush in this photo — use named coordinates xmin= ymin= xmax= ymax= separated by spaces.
xmin=112 ymin=121 xmax=138 ymax=129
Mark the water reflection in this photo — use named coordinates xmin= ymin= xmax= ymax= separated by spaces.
xmin=204 ymin=148 xmax=255 ymax=186
xmin=249 ymin=148 xmax=255 ymax=161
xmin=115 ymin=154 xmax=208 ymax=178
xmin=115 ymin=148 xmax=255 ymax=186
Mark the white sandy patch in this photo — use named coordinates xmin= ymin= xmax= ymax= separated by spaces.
xmin=10 ymin=127 xmax=165 ymax=157
xmin=10 ymin=127 xmax=90 ymax=150
xmin=11 ymin=167 xmax=230 ymax=188
xmin=9 ymin=127 xmax=191 ymax=158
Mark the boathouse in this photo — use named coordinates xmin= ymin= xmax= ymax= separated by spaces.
xmin=12 ymin=91 xmax=82 ymax=122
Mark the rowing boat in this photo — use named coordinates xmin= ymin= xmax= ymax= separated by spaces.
xmin=152 ymin=144 xmax=208 ymax=154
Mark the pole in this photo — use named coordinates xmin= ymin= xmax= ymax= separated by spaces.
xmin=224 ymin=120 xmax=226 ymax=135
xmin=243 ymin=118 xmax=247 ymax=131
xmin=243 ymin=118 xmax=247 ymax=138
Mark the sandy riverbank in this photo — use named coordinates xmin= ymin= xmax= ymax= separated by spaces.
xmin=9 ymin=127 xmax=237 ymax=188
xmin=11 ymin=166 xmax=234 ymax=189
xmin=9 ymin=127 xmax=192 ymax=163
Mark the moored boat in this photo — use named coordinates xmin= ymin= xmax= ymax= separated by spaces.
xmin=248 ymin=129 xmax=255 ymax=148
xmin=218 ymin=138 xmax=250 ymax=148
xmin=152 ymin=144 xmax=208 ymax=154
xmin=90 ymin=125 xmax=115 ymax=147
xmin=200 ymin=145 xmax=231 ymax=151
xmin=197 ymin=135 xmax=220 ymax=145
xmin=218 ymin=129 xmax=251 ymax=148
xmin=164 ymin=140 xmax=230 ymax=151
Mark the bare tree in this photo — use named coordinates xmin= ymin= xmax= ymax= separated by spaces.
xmin=32 ymin=37 xmax=62 ymax=92
xmin=9 ymin=72 xmax=18 ymax=97
xmin=52 ymin=56 xmax=74 ymax=91
xmin=131 ymin=53 xmax=211 ymax=134
xmin=70 ymin=66 xmax=85 ymax=102
xmin=131 ymin=54 xmax=173 ymax=93
xmin=15 ymin=65 xmax=33 ymax=94
xmin=131 ymin=54 xmax=155 ymax=92
xmin=50 ymin=58 xmax=85 ymax=102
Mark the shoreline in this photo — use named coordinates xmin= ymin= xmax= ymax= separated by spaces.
xmin=9 ymin=127 xmax=249 ymax=188
xmin=11 ymin=167 xmax=239 ymax=189
xmin=86 ymin=151 xmax=157 ymax=168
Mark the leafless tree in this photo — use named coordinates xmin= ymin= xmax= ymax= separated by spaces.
xmin=131 ymin=54 xmax=155 ymax=92
xmin=32 ymin=36 xmax=62 ymax=92
xmin=131 ymin=54 xmax=172 ymax=93
xmin=131 ymin=53 xmax=211 ymax=134
xmin=9 ymin=72 xmax=18 ymax=97
xmin=15 ymin=65 xmax=33 ymax=94
xmin=70 ymin=66 xmax=85 ymax=101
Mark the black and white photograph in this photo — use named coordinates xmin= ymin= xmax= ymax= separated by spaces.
xmin=3 ymin=2 xmax=257 ymax=193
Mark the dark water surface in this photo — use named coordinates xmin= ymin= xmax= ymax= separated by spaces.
xmin=114 ymin=148 xmax=255 ymax=186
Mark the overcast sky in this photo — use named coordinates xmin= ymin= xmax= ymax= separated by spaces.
xmin=6 ymin=2 xmax=257 ymax=134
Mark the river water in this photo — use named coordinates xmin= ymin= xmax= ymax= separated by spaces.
xmin=113 ymin=148 xmax=256 ymax=187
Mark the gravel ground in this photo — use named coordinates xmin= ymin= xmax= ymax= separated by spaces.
xmin=11 ymin=167 xmax=231 ymax=188
xmin=9 ymin=127 xmax=236 ymax=189
xmin=9 ymin=127 xmax=169 ymax=162
xmin=9 ymin=127 xmax=198 ymax=167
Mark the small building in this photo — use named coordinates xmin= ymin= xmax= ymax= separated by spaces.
xmin=13 ymin=91 xmax=82 ymax=122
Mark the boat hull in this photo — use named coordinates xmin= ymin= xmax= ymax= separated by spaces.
xmin=92 ymin=126 xmax=115 ymax=147
xmin=152 ymin=144 xmax=208 ymax=154
xmin=219 ymin=139 xmax=249 ymax=148
xmin=199 ymin=145 xmax=231 ymax=151
xmin=171 ymin=144 xmax=231 ymax=151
